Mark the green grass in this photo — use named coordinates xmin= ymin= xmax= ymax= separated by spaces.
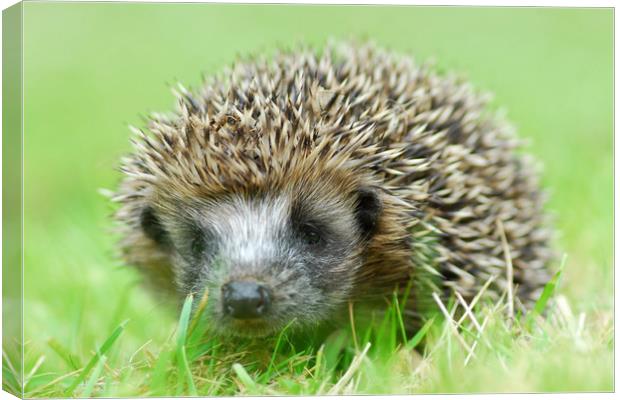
xmin=4 ymin=3 xmax=613 ymax=397
xmin=11 ymin=274 xmax=613 ymax=397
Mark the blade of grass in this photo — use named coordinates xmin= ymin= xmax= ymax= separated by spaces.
xmin=178 ymin=345 xmax=197 ymax=396
xmin=2 ymin=349 xmax=20 ymax=387
xmin=405 ymin=317 xmax=435 ymax=351
xmin=80 ymin=355 xmax=107 ymax=398
xmin=263 ymin=318 xmax=298 ymax=380
xmin=187 ymin=289 xmax=209 ymax=339
xmin=432 ymin=292 xmax=473 ymax=355
xmin=533 ymin=254 xmax=567 ymax=316
xmin=149 ymin=345 xmax=174 ymax=396
xmin=348 ymin=302 xmax=359 ymax=352
xmin=64 ymin=319 xmax=128 ymax=396
xmin=176 ymin=294 xmax=197 ymax=396
xmin=313 ymin=344 xmax=324 ymax=378
xmin=455 ymin=274 xmax=497 ymax=326
xmin=26 ymin=370 xmax=81 ymax=398
xmin=392 ymin=292 xmax=408 ymax=344
xmin=398 ymin=276 xmax=415 ymax=315
xmin=2 ymin=362 xmax=20 ymax=396
xmin=497 ymin=219 xmax=515 ymax=322
xmin=233 ymin=363 xmax=257 ymax=391
xmin=186 ymin=289 xmax=214 ymax=362
xmin=177 ymin=294 xmax=194 ymax=349
xmin=361 ymin=312 xmax=375 ymax=347
xmin=322 ymin=330 xmax=348 ymax=372
xmin=47 ymin=339 xmax=82 ymax=370
xmin=524 ymin=255 xmax=567 ymax=333
xmin=390 ymin=299 xmax=397 ymax=351
xmin=327 ymin=342 xmax=371 ymax=395
xmin=23 ymin=355 xmax=45 ymax=389
xmin=464 ymin=314 xmax=490 ymax=366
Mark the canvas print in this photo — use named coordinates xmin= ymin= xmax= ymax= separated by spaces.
xmin=2 ymin=2 xmax=613 ymax=397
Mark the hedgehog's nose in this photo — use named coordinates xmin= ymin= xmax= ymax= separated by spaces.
xmin=222 ymin=281 xmax=271 ymax=319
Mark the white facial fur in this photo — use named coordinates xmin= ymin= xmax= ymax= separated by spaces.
xmin=162 ymin=193 xmax=363 ymax=337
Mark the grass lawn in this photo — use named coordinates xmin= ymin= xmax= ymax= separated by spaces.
xmin=4 ymin=4 xmax=613 ymax=396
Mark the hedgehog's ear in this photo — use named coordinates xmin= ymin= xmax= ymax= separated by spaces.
xmin=140 ymin=206 xmax=170 ymax=247
xmin=354 ymin=187 xmax=382 ymax=239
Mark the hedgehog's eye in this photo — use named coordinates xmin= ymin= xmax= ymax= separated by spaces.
xmin=191 ymin=235 xmax=207 ymax=257
xmin=299 ymin=223 xmax=324 ymax=246
xmin=187 ymin=224 xmax=210 ymax=258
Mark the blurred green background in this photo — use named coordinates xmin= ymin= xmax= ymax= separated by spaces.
xmin=19 ymin=2 xmax=612 ymax=394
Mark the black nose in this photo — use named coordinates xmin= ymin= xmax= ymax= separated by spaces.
xmin=222 ymin=281 xmax=271 ymax=319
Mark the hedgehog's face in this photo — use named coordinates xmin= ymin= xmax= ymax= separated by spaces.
xmin=139 ymin=186 xmax=382 ymax=338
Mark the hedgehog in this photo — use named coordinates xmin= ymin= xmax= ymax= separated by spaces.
xmin=112 ymin=42 xmax=553 ymax=338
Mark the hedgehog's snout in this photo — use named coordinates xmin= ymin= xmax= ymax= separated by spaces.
xmin=221 ymin=280 xmax=272 ymax=320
